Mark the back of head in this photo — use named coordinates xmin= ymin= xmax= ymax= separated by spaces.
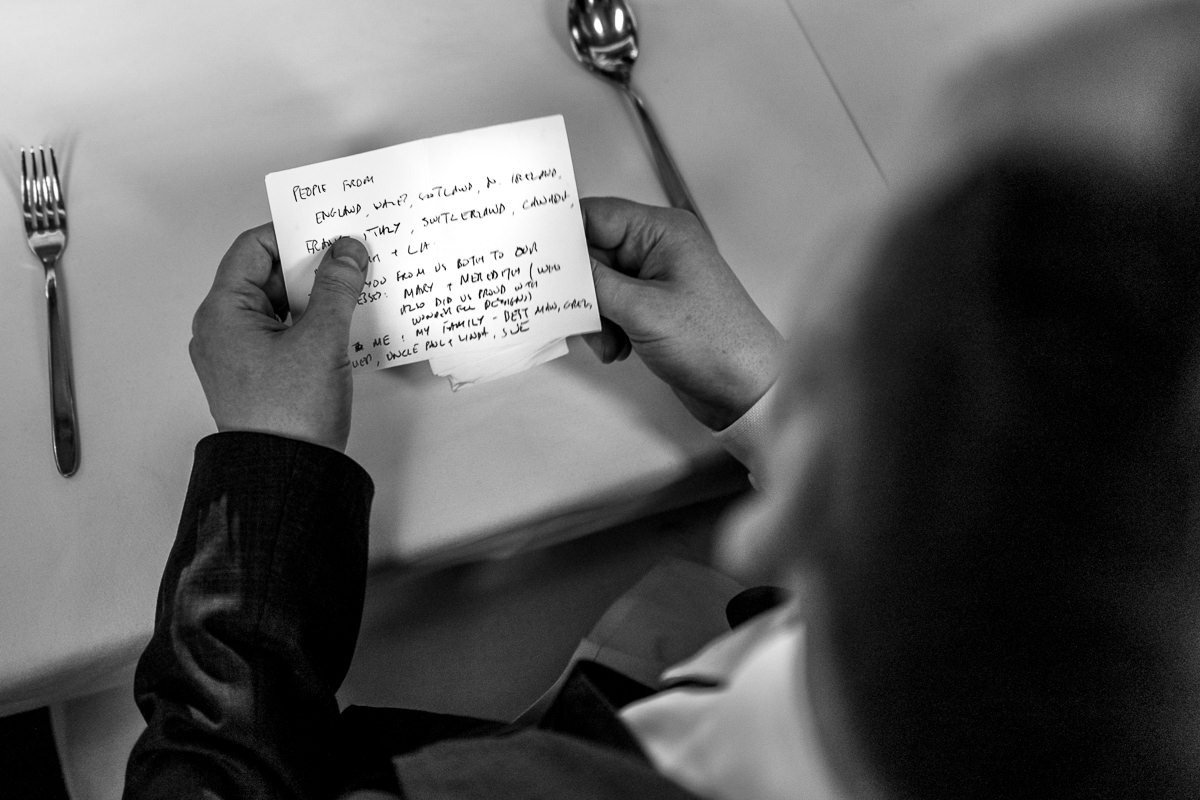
xmin=799 ymin=3 xmax=1200 ymax=797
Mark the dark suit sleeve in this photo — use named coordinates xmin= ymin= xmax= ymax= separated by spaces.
xmin=123 ymin=432 xmax=375 ymax=800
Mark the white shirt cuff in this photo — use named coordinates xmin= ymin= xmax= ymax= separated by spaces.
xmin=712 ymin=383 xmax=777 ymax=485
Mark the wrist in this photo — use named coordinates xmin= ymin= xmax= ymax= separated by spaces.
xmin=712 ymin=382 xmax=778 ymax=482
xmin=690 ymin=328 xmax=785 ymax=431
xmin=214 ymin=410 xmax=349 ymax=453
xmin=683 ymin=376 xmax=773 ymax=432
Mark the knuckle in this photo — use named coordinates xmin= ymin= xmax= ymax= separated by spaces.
xmin=312 ymin=267 xmax=363 ymax=301
xmin=232 ymin=227 xmax=262 ymax=249
xmin=187 ymin=330 xmax=216 ymax=373
xmin=191 ymin=298 xmax=216 ymax=337
xmin=660 ymin=206 xmax=703 ymax=237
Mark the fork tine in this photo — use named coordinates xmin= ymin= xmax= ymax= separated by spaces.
xmin=20 ymin=145 xmax=67 ymax=234
xmin=33 ymin=149 xmax=46 ymax=233
xmin=24 ymin=147 xmax=41 ymax=233
xmin=37 ymin=147 xmax=55 ymax=231
xmin=47 ymin=147 xmax=66 ymax=229
xmin=20 ymin=148 xmax=33 ymax=234
xmin=30 ymin=148 xmax=46 ymax=233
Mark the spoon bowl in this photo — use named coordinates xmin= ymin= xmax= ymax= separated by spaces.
xmin=567 ymin=0 xmax=708 ymax=232
xmin=568 ymin=0 xmax=639 ymax=84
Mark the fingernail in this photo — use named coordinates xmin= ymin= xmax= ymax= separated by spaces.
xmin=332 ymin=236 xmax=369 ymax=271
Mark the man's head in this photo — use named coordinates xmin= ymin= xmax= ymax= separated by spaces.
xmin=720 ymin=2 xmax=1200 ymax=796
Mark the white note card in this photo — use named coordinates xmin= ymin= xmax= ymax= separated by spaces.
xmin=266 ymin=116 xmax=600 ymax=386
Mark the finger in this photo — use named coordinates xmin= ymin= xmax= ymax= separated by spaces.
xmin=263 ymin=260 xmax=290 ymax=321
xmin=248 ymin=225 xmax=290 ymax=319
xmin=295 ymin=236 xmax=369 ymax=335
xmin=581 ymin=197 xmax=657 ymax=269
xmin=581 ymin=197 xmax=633 ymax=251
xmin=589 ymin=256 xmax=644 ymax=330
xmin=582 ymin=196 xmax=685 ymax=279
xmin=587 ymin=243 xmax=615 ymax=270
xmin=211 ymin=223 xmax=279 ymax=293
xmin=582 ymin=317 xmax=632 ymax=363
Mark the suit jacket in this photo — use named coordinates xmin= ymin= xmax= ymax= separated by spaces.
xmin=122 ymin=432 xmax=700 ymax=800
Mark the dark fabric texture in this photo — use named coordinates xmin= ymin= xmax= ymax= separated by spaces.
xmin=121 ymin=432 xmax=701 ymax=800
xmin=337 ymin=659 xmax=657 ymax=796
xmin=391 ymin=731 xmax=702 ymax=800
xmin=536 ymin=660 xmax=656 ymax=749
xmin=337 ymin=707 xmax=505 ymax=796
xmin=123 ymin=433 xmax=374 ymax=800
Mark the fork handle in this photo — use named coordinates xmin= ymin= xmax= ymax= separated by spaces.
xmin=45 ymin=265 xmax=79 ymax=476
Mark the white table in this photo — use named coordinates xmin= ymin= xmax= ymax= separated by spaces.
xmin=784 ymin=0 xmax=1134 ymax=183
xmin=0 ymin=0 xmax=882 ymax=715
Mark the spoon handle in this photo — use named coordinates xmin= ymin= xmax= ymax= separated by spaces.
xmin=620 ymin=83 xmax=709 ymax=234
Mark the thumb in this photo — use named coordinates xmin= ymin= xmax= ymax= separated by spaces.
xmin=301 ymin=236 xmax=369 ymax=333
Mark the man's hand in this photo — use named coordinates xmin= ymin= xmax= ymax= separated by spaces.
xmin=189 ymin=224 xmax=369 ymax=452
xmin=582 ymin=197 xmax=784 ymax=430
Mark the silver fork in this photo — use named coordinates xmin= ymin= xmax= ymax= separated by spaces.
xmin=22 ymin=146 xmax=79 ymax=476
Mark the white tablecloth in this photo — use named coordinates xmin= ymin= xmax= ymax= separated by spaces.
xmin=0 ymin=0 xmax=883 ymax=714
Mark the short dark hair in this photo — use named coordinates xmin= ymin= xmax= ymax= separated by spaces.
xmin=815 ymin=140 xmax=1200 ymax=798
xmin=803 ymin=5 xmax=1200 ymax=795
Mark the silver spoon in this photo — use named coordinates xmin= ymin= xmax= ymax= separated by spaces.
xmin=568 ymin=0 xmax=708 ymax=233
